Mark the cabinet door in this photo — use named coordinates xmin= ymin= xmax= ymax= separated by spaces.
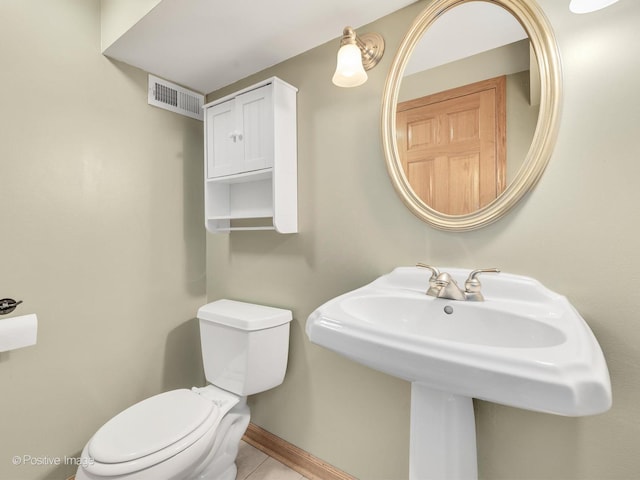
xmin=205 ymin=98 xmax=238 ymax=178
xmin=235 ymin=86 xmax=274 ymax=173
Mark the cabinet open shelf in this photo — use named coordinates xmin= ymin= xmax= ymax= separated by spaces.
xmin=206 ymin=168 xmax=273 ymax=184
xmin=205 ymin=170 xmax=274 ymax=220
xmin=206 ymin=217 xmax=277 ymax=232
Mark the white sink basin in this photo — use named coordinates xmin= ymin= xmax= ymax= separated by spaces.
xmin=307 ymin=266 xmax=612 ymax=479
xmin=307 ymin=266 xmax=611 ymax=416
xmin=342 ymin=295 xmax=566 ymax=348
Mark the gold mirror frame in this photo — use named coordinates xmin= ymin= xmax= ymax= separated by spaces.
xmin=381 ymin=0 xmax=562 ymax=231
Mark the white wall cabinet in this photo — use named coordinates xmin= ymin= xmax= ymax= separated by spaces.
xmin=203 ymin=77 xmax=298 ymax=233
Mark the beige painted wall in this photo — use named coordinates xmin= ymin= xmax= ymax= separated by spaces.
xmin=206 ymin=0 xmax=640 ymax=479
xmin=0 ymin=1 xmax=205 ymax=479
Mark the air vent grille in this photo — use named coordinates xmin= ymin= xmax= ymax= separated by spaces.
xmin=148 ymin=75 xmax=204 ymax=121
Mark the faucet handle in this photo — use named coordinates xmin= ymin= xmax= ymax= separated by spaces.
xmin=416 ymin=263 xmax=440 ymax=282
xmin=416 ymin=263 xmax=441 ymax=296
xmin=464 ymin=268 xmax=499 ymax=301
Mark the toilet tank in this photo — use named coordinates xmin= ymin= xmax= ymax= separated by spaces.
xmin=197 ymin=299 xmax=292 ymax=396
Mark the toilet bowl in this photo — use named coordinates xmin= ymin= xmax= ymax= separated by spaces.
xmin=76 ymin=300 xmax=292 ymax=480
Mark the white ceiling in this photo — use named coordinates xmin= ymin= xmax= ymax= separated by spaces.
xmin=103 ymin=0 xmax=417 ymax=94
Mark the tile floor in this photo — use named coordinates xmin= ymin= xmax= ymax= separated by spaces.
xmin=236 ymin=440 xmax=310 ymax=480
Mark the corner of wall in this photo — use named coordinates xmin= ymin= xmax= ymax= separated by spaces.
xmin=100 ymin=0 xmax=161 ymax=52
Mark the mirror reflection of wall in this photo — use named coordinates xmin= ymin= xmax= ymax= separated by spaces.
xmin=397 ymin=1 xmax=540 ymax=210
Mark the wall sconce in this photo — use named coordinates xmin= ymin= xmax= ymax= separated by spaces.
xmin=332 ymin=26 xmax=385 ymax=88
xmin=569 ymin=0 xmax=620 ymax=13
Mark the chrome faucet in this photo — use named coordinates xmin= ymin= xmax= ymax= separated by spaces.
xmin=416 ymin=263 xmax=499 ymax=301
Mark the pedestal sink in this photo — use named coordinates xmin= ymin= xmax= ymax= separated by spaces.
xmin=306 ymin=267 xmax=611 ymax=480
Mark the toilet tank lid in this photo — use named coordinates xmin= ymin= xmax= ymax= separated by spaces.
xmin=197 ymin=299 xmax=292 ymax=331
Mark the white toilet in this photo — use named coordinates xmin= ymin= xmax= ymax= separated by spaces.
xmin=76 ymin=299 xmax=292 ymax=480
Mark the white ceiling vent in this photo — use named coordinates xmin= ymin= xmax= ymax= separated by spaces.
xmin=148 ymin=74 xmax=204 ymax=121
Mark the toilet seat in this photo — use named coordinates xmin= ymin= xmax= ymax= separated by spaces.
xmin=83 ymin=387 xmax=238 ymax=477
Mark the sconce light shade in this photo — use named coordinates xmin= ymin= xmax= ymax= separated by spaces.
xmin=569 ymin=0 xmax=620 ymax=13
xmin=332 ymin=26 xmax=385 ymax=88
xmin=332 ymin=43 xmax=368 ymax=88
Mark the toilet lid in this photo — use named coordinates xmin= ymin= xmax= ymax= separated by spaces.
xmin=88 ymin=389 xmax=218 ymax=464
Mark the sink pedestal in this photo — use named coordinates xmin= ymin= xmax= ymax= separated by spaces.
xmin=411 ymin=383 xmax=477 ymax=480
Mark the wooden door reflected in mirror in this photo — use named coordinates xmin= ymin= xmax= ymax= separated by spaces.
xmin=396 ymin=76 xmax=506 ymax=215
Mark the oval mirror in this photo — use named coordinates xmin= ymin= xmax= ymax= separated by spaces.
xmin=381 ymin=0 xmax=562 ymax=231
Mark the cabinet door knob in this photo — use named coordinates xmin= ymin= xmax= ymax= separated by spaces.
xmin=228 ymin=131 xmax=243 ymax=142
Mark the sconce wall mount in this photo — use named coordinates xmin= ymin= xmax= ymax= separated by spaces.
xmin=340 ymin=26 xmax=385 ymax=70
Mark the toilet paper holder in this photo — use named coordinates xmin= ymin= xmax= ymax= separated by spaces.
xmin=0 ymin=298 xmax=23 ymax=315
